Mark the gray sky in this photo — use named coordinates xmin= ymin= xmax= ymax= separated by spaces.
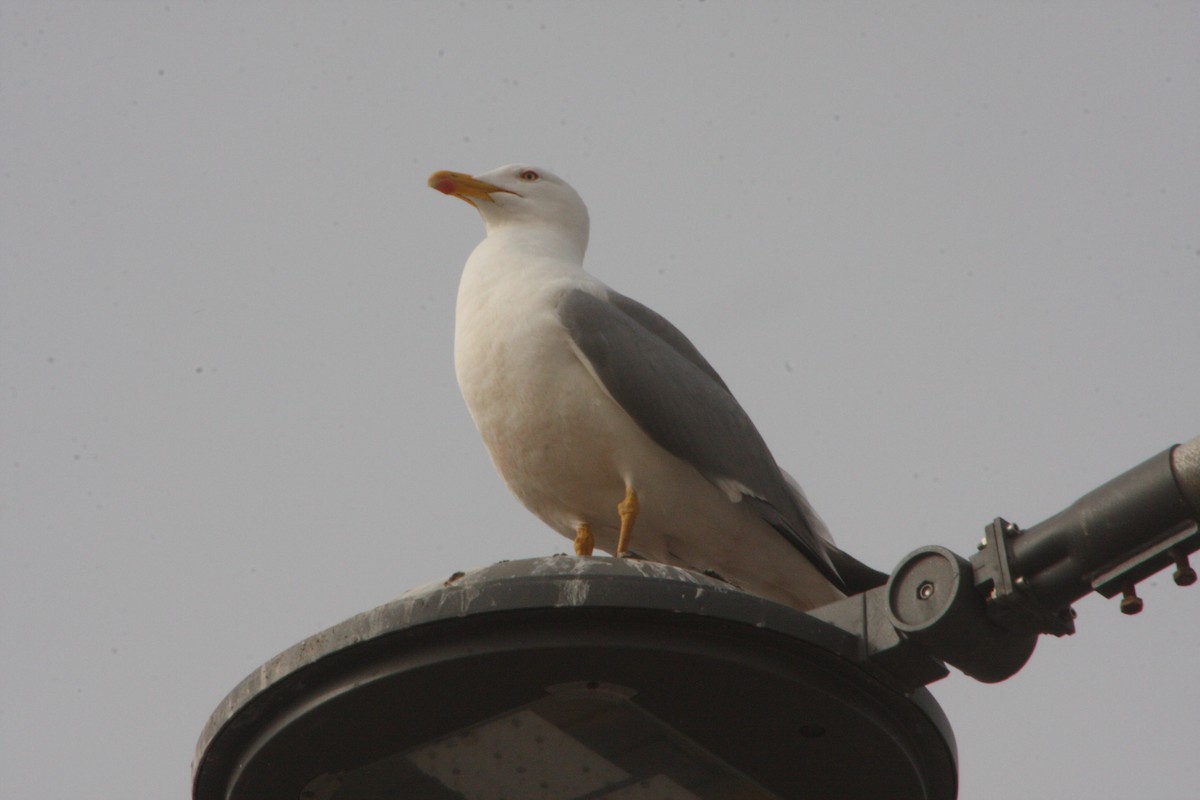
xmin=3 ymin=2 xmax=1198 ymax=797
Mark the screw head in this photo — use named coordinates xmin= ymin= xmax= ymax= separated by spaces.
xmin=917 ymin=580 xmax=935 ymax=601
xmin=1120 ymin=594 xmax=1144 ymax=615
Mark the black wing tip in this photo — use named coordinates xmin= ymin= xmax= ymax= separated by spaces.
xmin=825 ymin=547 xmax=889 ymax=595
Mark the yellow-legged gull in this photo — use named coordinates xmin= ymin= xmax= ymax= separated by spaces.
xmin=429 ymin=164 xmax=883 ymax=610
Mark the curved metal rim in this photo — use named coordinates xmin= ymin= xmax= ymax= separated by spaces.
xmin=193 ymin=556 xmax=957 ymax=798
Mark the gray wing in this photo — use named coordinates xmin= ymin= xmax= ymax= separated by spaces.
xmin=605 ymin=291 xmax=731 ymax=392
xmin=557 ymin=288 xmax=841 ymax=584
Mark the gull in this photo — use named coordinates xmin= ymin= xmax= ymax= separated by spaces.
xmin=429 ymin=164 xmax=883 ymax=610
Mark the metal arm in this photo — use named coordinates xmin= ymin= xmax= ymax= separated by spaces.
xmin=812 ymin=436 xmax=1200 ymax=690
xmin=985 ymin=438 xmax=1200 ymax=619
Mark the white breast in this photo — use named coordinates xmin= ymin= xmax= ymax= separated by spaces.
xmin=454 ymin=234 xmax=624 ymax=533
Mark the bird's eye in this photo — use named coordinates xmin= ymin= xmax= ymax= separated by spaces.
xmin=519 ymin=169 xmax=540 ymax=181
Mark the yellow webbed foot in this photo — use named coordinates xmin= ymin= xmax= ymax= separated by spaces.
xmin=574 ymin=522 xmax=595 ymax=556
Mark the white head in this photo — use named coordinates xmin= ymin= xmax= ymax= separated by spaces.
xmin=428 ymin=164 xmax=590 ymax=259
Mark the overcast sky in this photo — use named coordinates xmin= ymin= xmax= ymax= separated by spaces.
xmin=3 ymin=2 xmax=1199 ymax=798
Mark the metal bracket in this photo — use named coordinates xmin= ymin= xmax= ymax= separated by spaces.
xmin=971 ymin=517 xmax=1076 ymax=636
xmin=1089 ymin=523 xmax=1200 ymax=613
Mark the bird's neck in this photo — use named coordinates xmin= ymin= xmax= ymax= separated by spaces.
xmin=481 ymin=222 xmax=588 ymax=266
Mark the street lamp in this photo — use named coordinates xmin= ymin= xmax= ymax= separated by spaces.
xmin=192 ymin=557 xmax=956 ymax=799
xmin=193 ymin=436 xmax=1198 ymax=800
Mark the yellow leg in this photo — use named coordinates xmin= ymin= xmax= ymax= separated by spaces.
xmin=617 ymin=487 xmax=639 ymax=556
xmin=574 ymin=522 xmax=595 ymax=556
